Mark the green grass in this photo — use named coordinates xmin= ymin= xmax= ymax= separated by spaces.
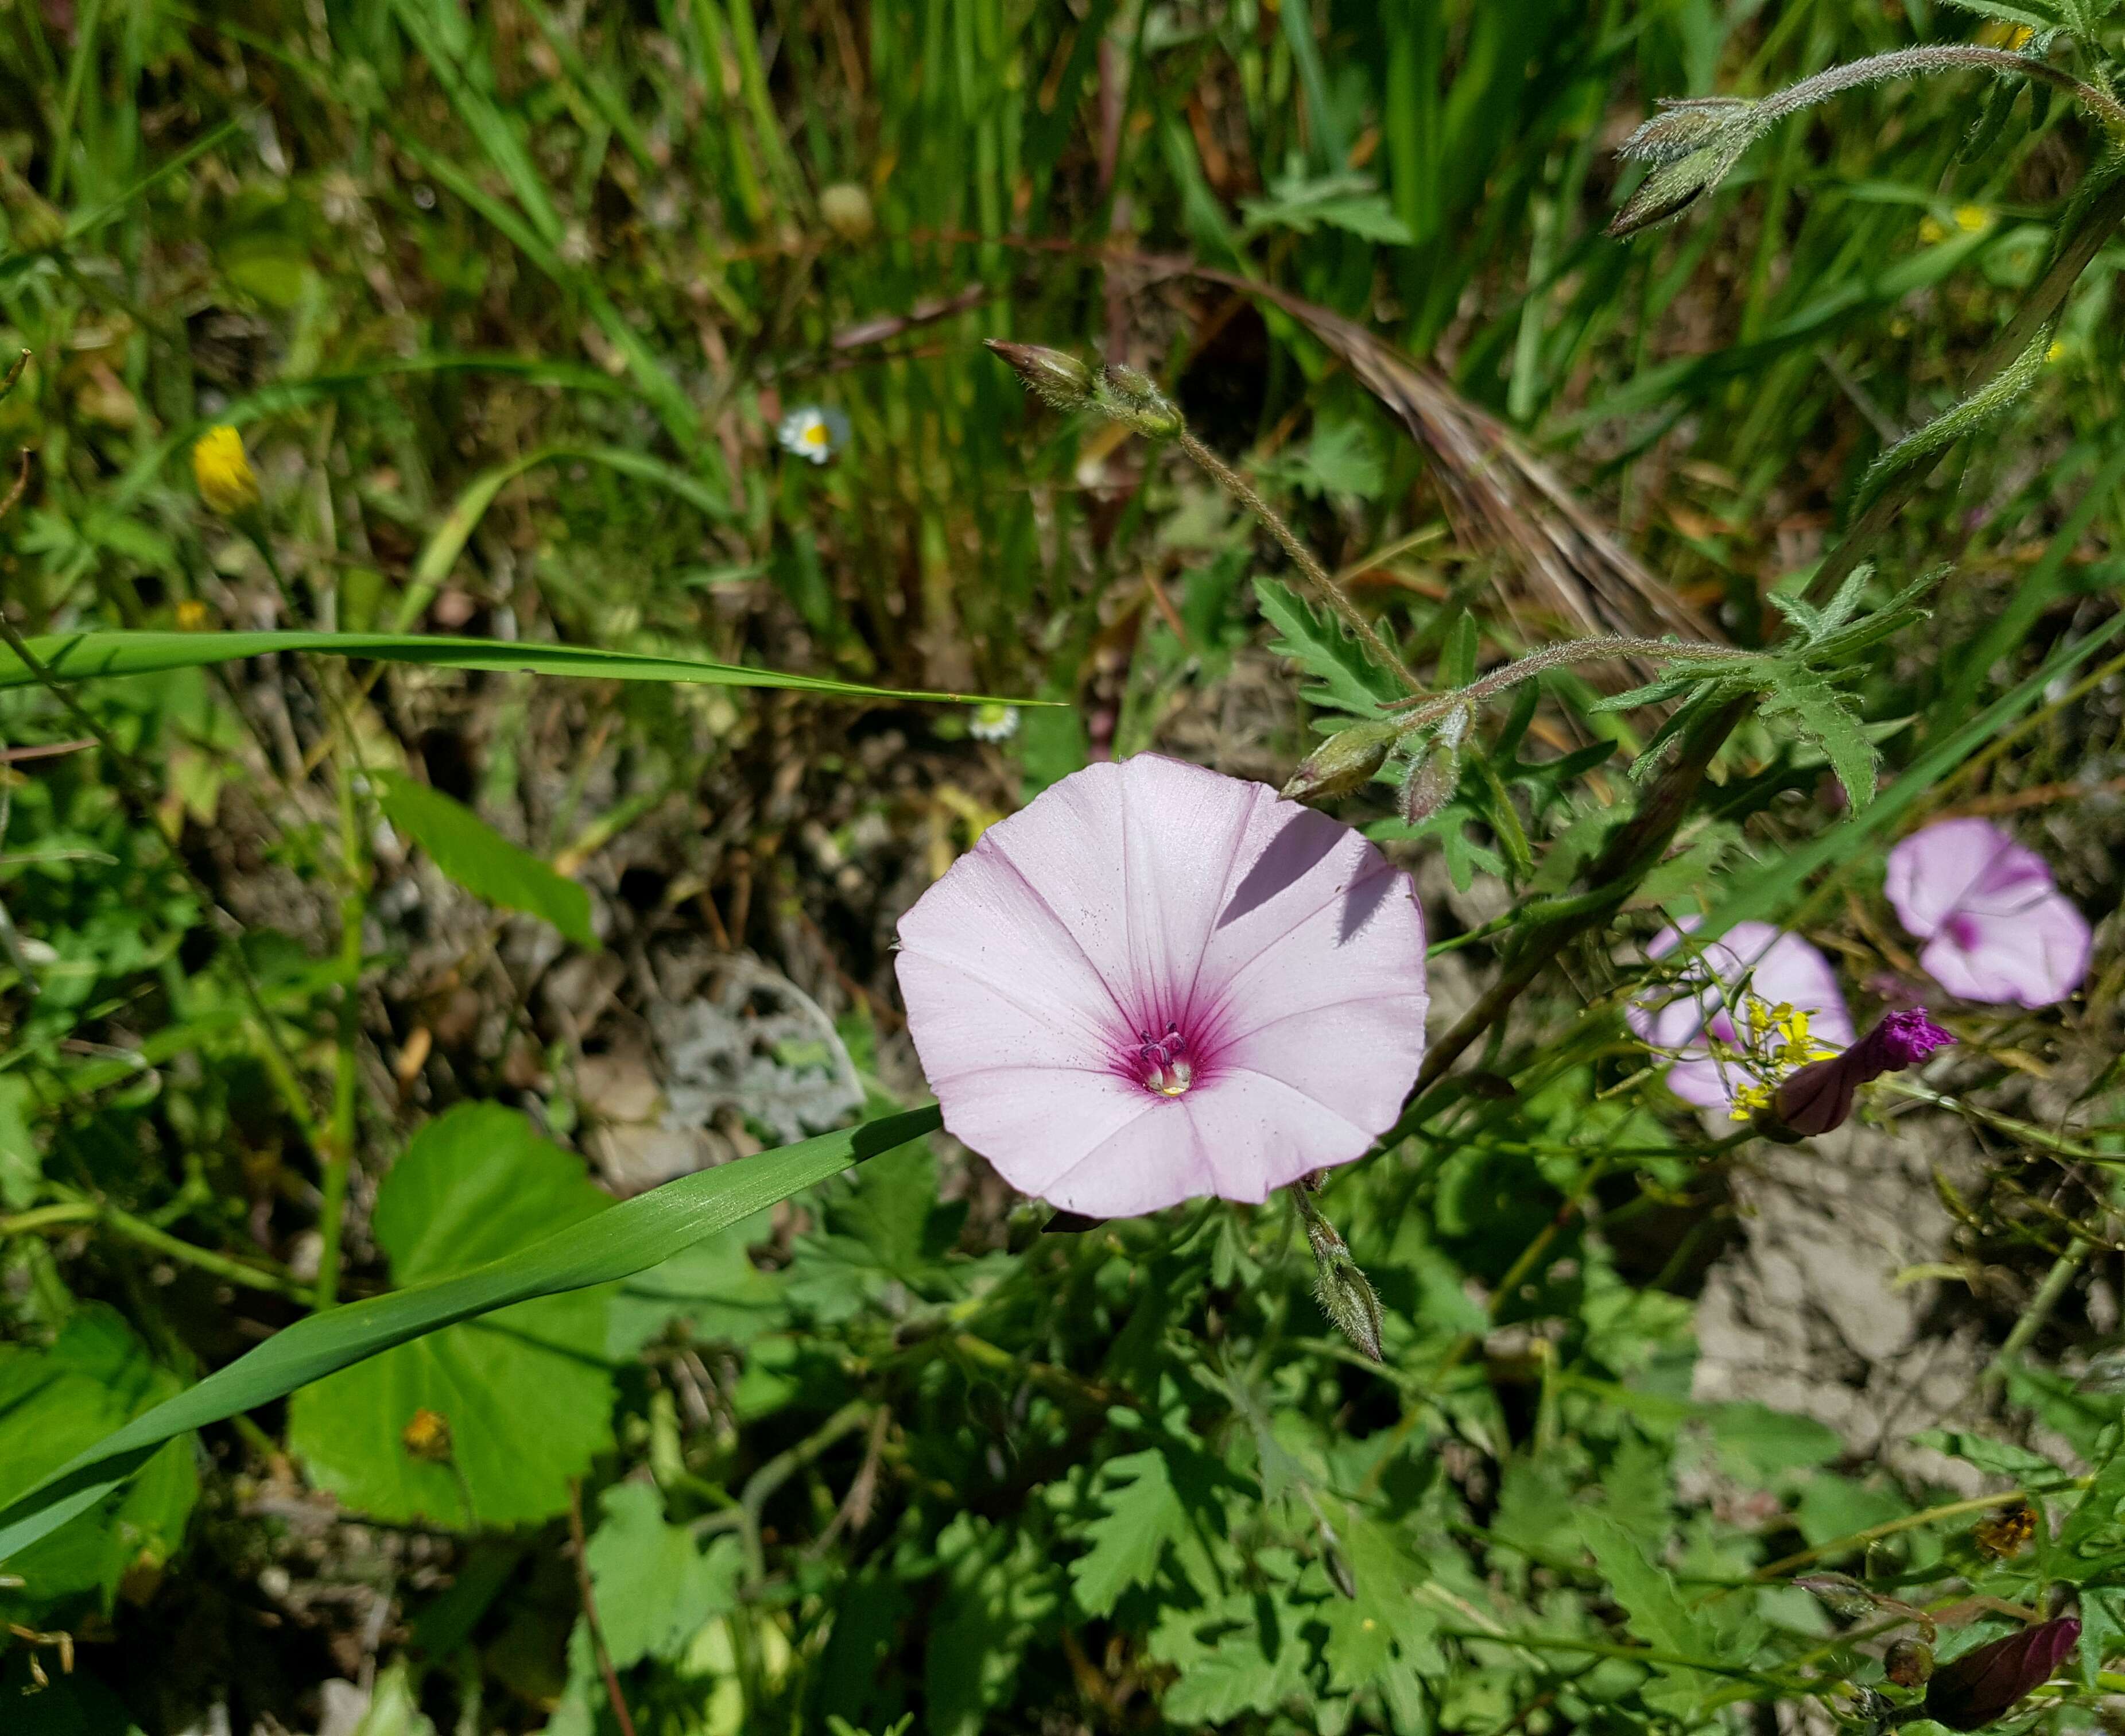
xmin=3 ymin=2 xmax=2125 ymax=1733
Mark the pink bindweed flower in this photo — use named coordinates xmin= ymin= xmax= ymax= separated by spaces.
xmin=1886 ymin=818 xmax=2091 ymax=1009
xmin=894 ymin=755 xmax=1429 ymax=1218
xmin=1769 ymin=1007 xmax=1955 ymax=1137
xmin=1627 ymin=920 xmax=1854 ymax=1116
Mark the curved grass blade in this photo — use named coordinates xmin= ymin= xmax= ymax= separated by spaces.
xmin=0 ymin=1106 xmax=941 ymax=1564
xmin=391 ymin=444 xmax=734 ymax=633
xmin=0 ymin=630 xmax=1032 ymax=707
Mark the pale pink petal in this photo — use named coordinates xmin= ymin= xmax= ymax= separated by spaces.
xmin=1665 ymin=1052 xmax=1756 ymax=1113
xmin=1629 ymin=920 xmax=1851 ymax=1055
xmin=1628 ymin=919 xmax=1851 ymax=1114
xmin=1919 ymin=889 xmax=2091 ymax=1008
xmin=1886 ymin=817 xmax=2089 ymax=1007
xmin=895 ymin=754 xmax=1429 ymax=1217
xmin=917 ymin=1063 xmax=1172 ymax=1206
xmin=1886 ymin=818 xmax=2053 ymax=940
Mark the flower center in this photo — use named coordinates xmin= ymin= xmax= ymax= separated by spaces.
xmin=1943 ymin=912 xmax=1983 ymax=951
xmin=1135 ymin=1021 xmax=1194 ymax=1097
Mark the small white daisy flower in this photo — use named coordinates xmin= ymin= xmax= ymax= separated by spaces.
xmin=777 ymin=405 xmax=849 ymax=465
xmin=968 ymin=703 xmax=1020 ymax=743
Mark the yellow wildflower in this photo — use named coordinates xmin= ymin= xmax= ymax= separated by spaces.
xmin=1953 ymin=204 xmax=1990 ymax=234
xmin=1918 ymin=216 xmax=1948 ymax=246
xmin=1729 ymin=1081 xmax=1773 ymax=1122
xmin=174 ymin=599 xmax=210 ymax=630
xmin=192 ymin=425 xmax=260 ymax=517
xmin=2046 ymin=340 xmax=2065 ymax=364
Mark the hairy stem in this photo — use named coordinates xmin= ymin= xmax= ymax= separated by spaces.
xmin=1173 ymin=428 xmax=1420 ymax=692
xmin=1387 ymin=633 xmax=1755 ymax=727
xmin=1758 ymin=45 xmax=2125 ymax=135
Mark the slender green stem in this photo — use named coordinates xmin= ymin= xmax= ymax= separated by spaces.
xmin=1987 ymin=1237 xmax=2093 ymax=1393
xmin=1885 ymin=1079 xmax=2114 ymax=1165
xmin=1173 ymin=428 xmax=1420 ymax=692
xmin=3 ymin=1193 xmax=308 ymax=1300
xmin=1755 ymin=1486 xmax=2067 ymax=1580
xmin=1387 ymin=634 xmax=1753 ymax=727
xmin=315 ymin=714 xmax=371 ymax=1310
xmin=1758 ymin=45 xmax=2125 ymax=135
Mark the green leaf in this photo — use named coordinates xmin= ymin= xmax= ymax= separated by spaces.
xmin=925 ymin=1516 xmax=1061 ymax=1736
xmin=1580 ymin=1508 xmax=1720 ymax=1701
xmin=1158 ymin=1607 xmax=1310 ymax=1723
xmin=0 ymin=630 xmax=1033 ymax=707
xmin=2055 ymin=1437 xmax=2125 ymax=1562
xmin=392 ymin=445 xmax=735 ymax=633
xmin=1255 ymin=578 xmax=1399 ymax=716
xmin=581 ymin=1481 xmax=740 ymax=1668
xmin=288 ymin=1105 xmax=618 ymax=1526
xmin=2077 ymin=1584 xmax=2125 ymax=1689
xmin=1709 ymin=1404 xmax=1843 ymax=1486
xmin=1286 ymin=420 xmax=1387 ymax=501
xmin=1321 ymin=1516 xmax=1438 ymax=1691
xmin=350 ymin=1660 xmax=437 ymax=1736
xmin=1241 ymin=170 xmax=1414 ymax=243
xmin=0 ymin=1107 xmax=940 ymax=1565
xmin=1071 ymin=1450 xmax=1188 ymax=1617
xmin=0 ymin=1074 xmax=39 ymax=1208
xmin=606 ymin=1222 xmax=785 ymax=1359
xmin=0 ymin=1306 xmax=196 ymax=1619
xmin=1759 ymin=668 xmax=1877 ymax=807
xmin=376 ymin=771 xmax=595 ymax=947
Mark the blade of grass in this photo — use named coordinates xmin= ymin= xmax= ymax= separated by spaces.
xmin=0 ymin=630 xmax=1044 ymax=707
xmin=0 ymin=1107 xmax=941 ymax=1563
xmin=390 ymin=444 xmax=736 ymax=633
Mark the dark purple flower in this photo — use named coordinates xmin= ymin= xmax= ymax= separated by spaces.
xmin=1922 ymin=1617 xmax=2079 ymax=1731
xmin=1770 ymin=1009 xmax=1954 ymax=1136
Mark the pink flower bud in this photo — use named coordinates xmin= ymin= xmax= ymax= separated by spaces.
xmin=1769 ymin=1008 xmax=1953 ymax=1137
xmin=1923 ymin=1618 xmax=2078 ymax=1730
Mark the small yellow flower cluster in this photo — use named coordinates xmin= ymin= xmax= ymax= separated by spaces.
xmin=191 ymin=424 xmax=260 ymax=517
xmin=1716 ymin=997 xmax=1837 ymax=1121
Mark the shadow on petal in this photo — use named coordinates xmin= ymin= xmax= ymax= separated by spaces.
xmin=1336 ymin=865 xmax=1397 ymax=944
xmin=1216 ymin=809 xmax=1344 ymax=930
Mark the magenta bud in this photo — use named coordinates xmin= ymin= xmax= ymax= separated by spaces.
xmin=1923 ymin=1617 xmax=2079 ymax=1731
xmin=1767 ymin=1008 xmax=1954 ymax=1137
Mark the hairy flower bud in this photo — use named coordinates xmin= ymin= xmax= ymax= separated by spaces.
xmin=1301 ymin=1202 xmax=1385 ymax=1363
xmin=1282 ymin=720 xmax=1401 ymax=804
xmin=1616 ymin=96 xmax=1758 ymax=165
xmin=1607 ymin=109 xmax=1759 ymax=238
xmin=1886 ymin=1638 xmax=1935 ymax=1688
xmin=1794 ymin=1571 xmax=1881 ymax=1623
xmin=984 ymin=340 xmax=1097 ymax=412
xmin=1399 ymin=743 xmax=1460 ymax=824
xmin=1093 ymin=363 xmax=1184 ymax=439
xmin=1923 ymin=1618 xmax=2079 ymax=1731
xmin=1765 ymin=1008 xmax=1954 ymax=1137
